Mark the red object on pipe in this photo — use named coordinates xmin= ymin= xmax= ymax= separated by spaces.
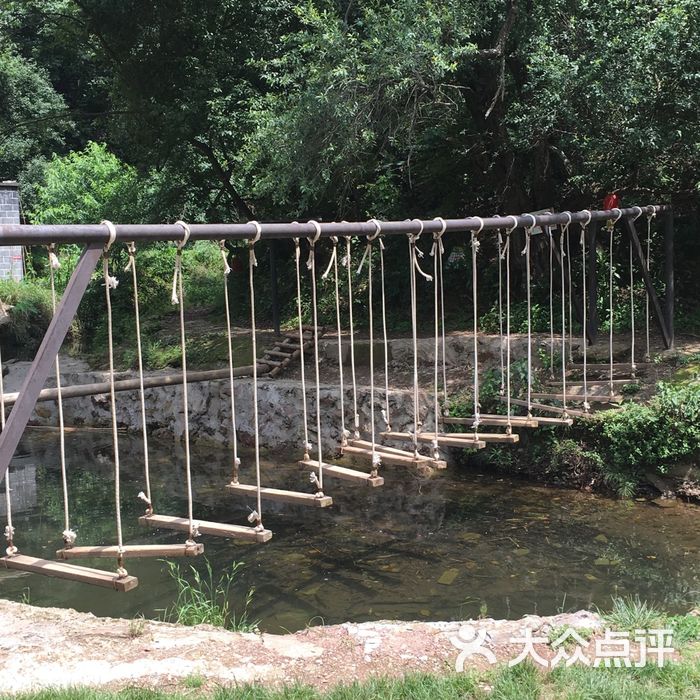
xmin=603 ymin=193 xmax=620 ymax=209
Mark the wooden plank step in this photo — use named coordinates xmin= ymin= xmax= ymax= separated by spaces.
xmin=299 ymin=460 xmax=384 ymax=487
xmin=497 ymin=396 xmax=588 ymax=417
xmin=56 ymin=543 xmax=204 ymax=560
xmin=0 ymin=554 xmax=138 ymax=591
xmin=442 ymin=415 xmax=540 ymax=428
xmin=531 ymin=392 xmax=623 ymax=403
xmin=341 ymin=443 xmax=446 ymax=468
xmin=393 ymin=430 xmax=518 ymax=445
xmin=278 ymin=342 xmax=301 ymax=350
xmin=568 ymin=362 xmax=653 ymax=371
xmin=260 ymin=358 xmax=284 ymax=367
xmin=381 ymin=431 xmax=490 ymax=448
xmin=139 ymin=514 xmax=272 ymax=543
xmin=527 ymin=415 xmax=574 ymax=426
xmin=226 ymin=483 xmax=332 ymax=508
xmin=344 ymin=438 xmax=446 ymax=467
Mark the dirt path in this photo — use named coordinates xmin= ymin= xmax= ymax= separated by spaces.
xmin=0 ymin=600 xmax=604 ymax=693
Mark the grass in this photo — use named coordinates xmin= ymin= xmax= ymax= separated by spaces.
xmin=6 ymin=661 xmax=700 ymax=698
xmin=159 ymin=558 xmax=258 ymax=632
xmin=602 ymin=596 xmax=664 ymax=632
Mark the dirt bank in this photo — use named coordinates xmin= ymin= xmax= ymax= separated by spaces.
xmin=0 ymin=600 xmax=602 ymax=693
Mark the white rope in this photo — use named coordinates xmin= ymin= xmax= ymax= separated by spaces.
xmin=307 ymin=220 xmax=325 ymax=492
xmin=293 ymin=237 xmax=312 ymax=459
xmin=375 ymin=226 xmax=392 ymax=432
xmin=559 ymin=214 xmax=572 ymax=417
xmin=0 ymin=309 xmax=15 ymax=556
xmin=430 ymin=217 xmax=446 ymax=459
xmin=357 ymin=222 xmax=382 ymax=473
xmin=548 ymin=226 xmax=555 ymax=379
xmin=322 ymin=237 xmax=348 ymax=445
xmin=219 ymin=240 xmax=241 ymax=484
xmin=522 ymin=214 xmax=536 ymax=417
xmin=48 ymin=246 xmax=75 ymax=545
xmin=497 ymin=230 xmax=505 ymax=395
xmin=566 ymin=224 xmax=574 ymax=364
xmin=471 ymin=218 xmax=484 ymax=432
xmin=171 ymin=221 xmax=198 ymax=542
xmin=407 ymin=219 xmax=431 ymax=455
xmin=630 ymin=207 xmax=643 ymax=377
xmin=580 ymin=210 xmax=592 ymax=412
xmin=125 ymin=243 xmax=153 ymax=517
xmin=607 ymin=208 xmax=622 ymax=396
xmin=503 ymin=216 xmax=517 ymax=432
xmin=344 ymin=237 xmax=360 ymax=439
xmin=101 ymin=221 xmax=127 ymax=576
xmin=644 ymin=209 xmax=656 ymax=361
xmin=247 ymin=222 xmax=264 ymax=524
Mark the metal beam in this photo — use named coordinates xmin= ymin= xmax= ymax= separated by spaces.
xmin=622 ymin=217 xmax=672 ymax=348
xmin=0 ymin=243 xmax=103 ymax=484
xmin=0 ymin=206 xmax=669 ymax=246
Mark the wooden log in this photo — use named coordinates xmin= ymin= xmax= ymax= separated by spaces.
xmin=265 ymin=349 xmax=295 ymax=358
xmin=139 ymin=514 xmax=272 ymax=543
xmin=547 ymin=379 xmax=638 ymax=387
xmin=56 ymin=543 xmax=204 ymax=560
xmin=531 ymin=392 xmax=623 ymax=403
xmin=260 ymin=358 xmax=284 ymax=367
xmin=1 ymin=363 xmax=269 ymax=407
xmin=0 ymin=554 xmax=138 ymax=591
xmin=442 ymin=415 xmax=540 ymax=428
xmin=567 ymin=362 xmax=654 ymax=372
xmin=299 ymin=460 xmax=384 ymax=487
xmin=497 ymin=396 xmax=588 ymax=417
xmin=226 ymin=483 xmax=333 ymax=508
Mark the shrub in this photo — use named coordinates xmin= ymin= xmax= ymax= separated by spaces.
xmin=0 ymin=279 xmax=54 ymax=357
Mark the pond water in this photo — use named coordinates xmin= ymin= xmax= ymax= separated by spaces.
xmin=1 ymin=430 xmax=698 ymax=633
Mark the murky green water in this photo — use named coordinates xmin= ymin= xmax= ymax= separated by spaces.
xmin=1 ymin=430 xmax=698 ymax=632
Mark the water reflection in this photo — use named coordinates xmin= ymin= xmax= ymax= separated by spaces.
xmin=0 ymin=430 xmax=698 ymax=632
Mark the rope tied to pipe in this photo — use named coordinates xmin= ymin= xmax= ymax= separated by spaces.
xmin=344 ymin=236 xmax=361 ymax=439
xmin=470 ymin=218 xmax=484 ymax=431
xmin=579 ymin=210 xmax=592 ymax=412
xmin=559 ymin=213 xmax=572 ymax=419
xmin=431 ymin=217 xmax=447 ymax=458
xmin=293 ymin=236 xmax=313 ymax=461
xmin=521 ymin=214 xmax=536 ymax=418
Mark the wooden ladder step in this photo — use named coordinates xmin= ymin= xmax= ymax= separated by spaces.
xmin=226 ymin=483 xmax=332 ymax=508
xmin=531 ymin=392 xmax=623 ymax=403
xmin=387 ymin=430 xmax=517 ymax=446
xmin=442 ymin=415 xmax=540 ymax=428
xmin=278 ymin=342 xmax=301 ymax=350
xmin=299 ymin=460 xmax=384 ymax=487
xmin=0 ymin=554 xmax=138 ymax=591
xmin=341 ymin=443 xmax=444 ymax=468
xmin=527 ymin=415 xmax=574 ymax=426
xmin=498 ymin=396 xmax=589 ymax=417
xmin=139 ymin=514 xmax=272 ymax=543
xmin=56 ymin=543 xmax=204 ymax=560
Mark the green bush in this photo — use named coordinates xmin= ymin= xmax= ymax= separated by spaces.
xmin=0 ymin=279 xmax=54 ymax=357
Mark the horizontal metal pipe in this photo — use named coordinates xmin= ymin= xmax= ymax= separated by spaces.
xmin=1 ymin=363 xmax=268 ymax=406
xmin=0 ymin=205 xmax=669 ymax=246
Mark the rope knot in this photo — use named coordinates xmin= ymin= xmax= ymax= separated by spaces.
xmin=62 ymin=528 xmax=77 ymax=546
xmin=49 ymin=251 xmax=61 ymax=270
xmin=4 ymin=524 xmax=14 ymax=542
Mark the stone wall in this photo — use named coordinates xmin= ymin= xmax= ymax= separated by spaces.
xmin=0 ymin=182 xmax=23 ymax=281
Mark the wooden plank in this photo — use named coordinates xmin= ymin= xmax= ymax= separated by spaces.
xmin=442 ymin=415 xmax=540 ymax=428
xmin=343 ymin=439 xmax=448 ymax=468
xmin=531 ymin=392 xmax=623 ymax=403
xmin=567 ymin=362 xmax=653 ymax=372
xmin=226 ymin=483 xmax=333 ymax=508
xmin=389 ymin=431 xmax=517 ymax=446
xmin=0 ymin=554 xmax=138 ymax=591
xmin=529 ymin=415 xmax=574 ymax=426
xmin=56 ymin=543 xmax=204 ymax=560
xmin=381 ymin=431 xmax=491 ymax=447
xmin=139 ymin=514 xmax=272 ymax=543
xmin=498 ymin=396 xmax=588 ymax=417
xmin=299 ymin=460 xmax=384 ymax=487
xmin=265 ymin=349 xmax=295 ymax=358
